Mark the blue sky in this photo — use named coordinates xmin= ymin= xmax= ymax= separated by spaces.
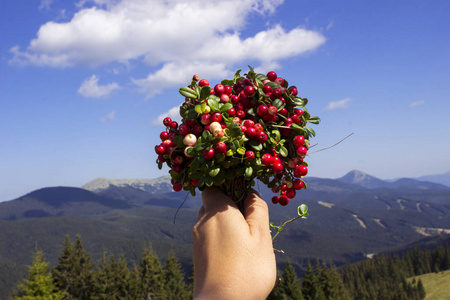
xmin=1 ymin=0 xmax=449 ymax=202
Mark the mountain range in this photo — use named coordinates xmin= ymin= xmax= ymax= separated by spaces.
xmin=0 ymin=170 xmax=449 ymax=299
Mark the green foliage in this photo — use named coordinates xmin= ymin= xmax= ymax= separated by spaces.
xmin=92 ymin=253 xmax=132 ymax=299
xmin=139 ymin=244 xmax=166 ymax=300
xmin=11 ymin=248 xmax=66 ymax=300
xmin=163 ymin=251 xmax=190 ymax=300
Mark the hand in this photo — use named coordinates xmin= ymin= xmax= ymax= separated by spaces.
xmin=192 ymin=187 xmax=276 ymax=300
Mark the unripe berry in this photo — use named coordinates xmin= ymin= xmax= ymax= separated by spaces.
xmin=183 ymin=134 xmax=197 ymax=146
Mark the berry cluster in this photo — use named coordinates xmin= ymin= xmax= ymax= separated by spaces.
xmin=155 ymin=67 xmax=319 ymax=206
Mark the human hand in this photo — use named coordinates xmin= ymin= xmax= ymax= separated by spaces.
xmin=192 ymin=187 xmax=276 ymax=300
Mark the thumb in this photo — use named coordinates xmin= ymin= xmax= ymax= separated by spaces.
xmin=244 ymin=190 xmax=270 ymax=236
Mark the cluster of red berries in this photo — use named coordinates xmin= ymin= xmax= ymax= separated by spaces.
xmin=155 ymin=67 xmax=319 ymax=206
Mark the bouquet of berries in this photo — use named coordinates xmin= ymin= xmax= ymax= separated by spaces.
xmin=155 ymin=66 xmax=319 ymax=209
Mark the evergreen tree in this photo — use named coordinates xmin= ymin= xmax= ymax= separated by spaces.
xmin=417 ymin=279 xmax=426 ymax=299
xmin=162 ymin=251 xmax=189 ymax=300
xmin=186 ymin=264 xmax=194 ymax=300
xmin=92 ymin=253 xmax=130 ymax=299
xmin=52 ymin=235 xmax=95 ymax=299
xmin=11 ymin=248 xmax=66 ymax=300
xmin=139 ymin=244 xmax=166 ymax=300
xmin=302 ymin=260 xmax=320 ymax=300
xmin=280 ymin=260 xmax=304 ymax=300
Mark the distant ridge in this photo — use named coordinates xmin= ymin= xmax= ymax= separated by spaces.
xmin=337 ymin=170 xmax=389 ymax=189
xmin=82 ymin=176 xmax=172 ymax=194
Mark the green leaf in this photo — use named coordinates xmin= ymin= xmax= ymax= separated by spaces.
xmin=272 ymin=99 xmax=284 ymax=110
xmin=255 ymin=73 xmax=268 ymax=82
xmin=208 ymin=166 xmax=220 ymax=177
xmin=279 ymin=145 xmax=288 ymax=157
xmin=221 ymin=79 xmax=235 ymax=86
xmin=200 ymin=86 xmax=212 ymax=101
xmin=220 ymin=103 xmax=233 ymax=113
xmin=298 ymin=204 xmax=308 ymax=216
xmin=186 ymin=147 xmax=196 ymax=157
xmin=308 ymin=116 xmax=321 ymax=124
xmin=190 ymin=158 xmax=200 ymax=172
xmin=293 ymin=97 xmax=307 ymax=107
xmin=271 ymin=129 xmax=281 ymax=142
xmin=245 ymin=166 xmax=253 ymax=178
xmin=187 ymin=108 xmax=199 ymax=119
xmin=305 ymin=126 xmax=316 ymax=137
xmin=205 ymin=176 xmax=214 ymax=187
xmin=233 ymin=69 xmax=242 ymax=81
xmin=208 ymin=98 xmax=219 ymax=112
xmin=249 ymin=140 xmax=262 ymax=151
xmin=179 ymin=86 xmax=198 ymax=99
xmin=237 ymin=147 xmax=246 ymax=155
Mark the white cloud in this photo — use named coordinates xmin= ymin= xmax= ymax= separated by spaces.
xmin=152 ymin=106 xmax=182 ymax=126
xmin=39 ymin=0 xmax=53 ymax=11
xmin=325 ymin=98 xmax=352 ymax=110
xmin=409 ymin=100 xmax=425 ymax=107
xmin=101 ymin=110 xmax=116 ymax=122
xmin=11 ymin=0 xmax=326 ymax=97
xmin=78 ymin=74 xmax=120 ymax=98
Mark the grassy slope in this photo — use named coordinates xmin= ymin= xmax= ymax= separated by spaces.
xmin=410 ymin=269 xmax=450 ymax=300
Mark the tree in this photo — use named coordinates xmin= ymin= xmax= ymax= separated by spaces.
xmin=139 ymin=244 xmax=166 ymax=300
xmin=163 ymin=251 xmax=189 ymax=300
xmin=280 ymin=260 xmax=304 ymax=300
xmin=11 ymin=248 xmax=66 ymax=300
xmin=92 ymin=253 xmax=131 ymax=299
xmin=52 ymin=235 xmax=95 ymax=299
xmin=417 ymin=279 xmax=426 ymax=299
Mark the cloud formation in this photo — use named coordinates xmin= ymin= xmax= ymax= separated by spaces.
xmin=101 ymin=110 xmax=116 ymax=122
xmin=78 ymin=74 xmax=120 ymax=98
xmin=152 ymin=106 xmax=182 ymax=126
xmin=325 ymin=98 xmax=352 ymax=110
xmin=409 ymin=100 xmax=425 ymax=107
xmin=11 ymin=0 xmax=326 ymax=97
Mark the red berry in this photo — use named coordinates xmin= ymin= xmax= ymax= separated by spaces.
xmin=279 ymin=196 xmax=289 ymax=206
xmin=254 ymin=123 xmax=264 ymax=132
xmin=190 ymin=178 xmax=199 ymax=186
xmin=220 ymin=94 xmax=230 ymax=103
xmin=261 ymin=153 xmax=274 ymax=166
xmin=286 ymin=188 xmax=296 ymax=199
xmin=291 ymin=114 xmax=299 ymax=123
xmin=280 ymin=184 xmax=287 ymax=191
xmin=236 ymin=110 xmax=246 ymax=119
xmin=268 ymin=106 xmax=278 ymax=116
xmin=201 ymin=114 xmax=211 ymax=125
xmin=244 ymin=85 xmax=255 ymax=97
xmin=210 ymin=112 xmax=223 ymax=123
xmin=293 ymin=179 xmax=304 ymax=190
xmin=272 ymin=88 xmax=283 ymax=99
xmin=231 ymin=95 xmax=240 ymax=104
xmin=294 ymin=165 xmax=308 ymax=177
xmin=156 ymin=145 xmax=165 ymax=155
xmin=267 ymin=71 xmax=277 ymax=81
xmin=185 ymin=119 xmax=196 ymax=127
xmin=227 ymin=107 xmax=236 ymax=117
xmin=192 ymin=124 xmax=203 ymax=136
xmin=172 ymin=165 xmax=182 ymax=173
xmin=257 ymin=104 xmax=269 ymax=116
xmin=160 ymin=131 xmax=169 ymax=141
xmin=173 ymin=183 xmax=183 ymax=192
xmin=163 ymin=117 xmax=172 ymax=127
xmin=224 ymin=85 xmax=233 ymax=95
xmin=271 ymin=196 xmax=280 ymax=204
xmin=295 ymin=109 xmax=304 ymax=115
xmin=170 ymin=121 xmax=178 ymax=129
xmin=274 ymin=77 xmax=285 ymax=86
xmin=215 ymin=142 xmax=227 ymax=153
xmin=289 ymin=87 xmax=298 ymax=96
xmin=199 ymin=79 xmax=209 ymax=87
xmin=245 ymin=150 xmax=255 ymax=160
xmin=293 ymin=135 xmax=305 ymax=147
xmin=296 ymin=146 xmax=308 ymax=157
xmin=232 ymin=117 xmax=241 ymax=124
xmin=256 ymin=131 xmax=268 ymax=143
xmin=243 ymin=119 xmax=255 ymax=128
xmin=203 ymin=148 xmax=215 ymax=160
xmin=179 ymin=124 xmax=190 ymax=136
xmin=245 ymin=127 xmax=257 ymax=138
xmin=214 ymin=84 xmax=224 ymax=95
xmin=272 ymin=162 xmax=284 ymax=174
xmin=263 ymin=85 xmax=272 ymax=94
xmin=173 ymin=155 xmax=184 ymax=165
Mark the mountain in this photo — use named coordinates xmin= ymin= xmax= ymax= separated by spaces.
xmin=337 ymin=170 xmax=390 ymax=188
xmin=1 ymin=171 xmax=450 ymax=298
xmin=0 ymin=187 xmax=132 ymax=221
xmin=416 ymin=170 xmax=450 ymax=187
